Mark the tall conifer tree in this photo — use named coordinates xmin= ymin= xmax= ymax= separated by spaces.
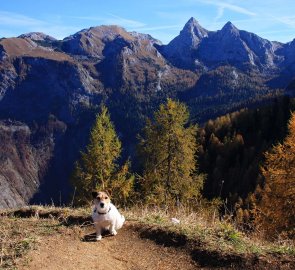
xmin=139 ymin=99 xmax=204 ymax=207
xmin=72 ymin=106 xmax=134 ymax=205
xmin=257 ymin=112 xmax=295 ymax=238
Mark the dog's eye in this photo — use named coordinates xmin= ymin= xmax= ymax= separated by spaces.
xmin=105 ymin=196 xmax=108 ymax=199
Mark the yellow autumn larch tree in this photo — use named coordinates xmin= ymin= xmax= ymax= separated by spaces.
xmin=71 ymin=106 xmax=134 ymax=206
xmin=138 ymin=99 xmax=204 ymax=208
xmin=257 ymin=112 xmax=295 ymax=238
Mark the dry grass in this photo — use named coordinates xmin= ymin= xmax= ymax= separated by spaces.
xmin=1 ymin=205 xmax=91 ymax=222
xmin=0 ymin=216 xmax=61 ymax=269
xmin=0 ymin=38 xmax=73 ymax=61
xmin=123 ymin=205 xmax=295 ymax=256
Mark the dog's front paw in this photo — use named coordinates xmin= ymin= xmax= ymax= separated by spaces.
xmin=110 ymin=230 xmax=117 ymax=236
xmin=96 ymin=235 xmax=102 ymax=241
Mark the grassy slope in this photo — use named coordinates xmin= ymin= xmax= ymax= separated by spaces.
xmin=0 ymin=206 xmax=294 ymax=269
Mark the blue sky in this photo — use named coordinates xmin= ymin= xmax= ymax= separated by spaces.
xmin=0 ymin=0 xmax=295 ymax=44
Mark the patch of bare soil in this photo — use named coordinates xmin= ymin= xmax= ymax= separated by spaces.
xmin=18 ymin=223 xmax=199 ymax=270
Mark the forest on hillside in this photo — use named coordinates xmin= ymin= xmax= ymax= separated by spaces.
xmin=197 ymin=96 xmax=295 ymax=238
xmin=198 ymin=97 xmax=294 ymax=201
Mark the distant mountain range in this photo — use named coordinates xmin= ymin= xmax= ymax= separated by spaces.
xmin=0 ymin=17 xmax=295 ymax=208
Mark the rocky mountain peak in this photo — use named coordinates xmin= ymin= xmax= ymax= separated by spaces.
xmin=61 ymin=25 xmax=135 ymax=58
xmin=181 ymin=17 xmax=208 ymax=42
xmin=221 ymin=21 xmax=239 ymax=35
xmin=159 ymin=17 xmax=209 ymax=68
xmin=18 ymin=32 xmax=57 ymax=42
xmin=63 ymin=25 xmax=133 ymax=43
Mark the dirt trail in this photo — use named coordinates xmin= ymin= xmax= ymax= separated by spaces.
xmin=18 ymin=223 xmax=200 ymax=270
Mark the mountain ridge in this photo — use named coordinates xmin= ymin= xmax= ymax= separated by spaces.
xmin=159 ymin=18 xmax=288 ymax=72
xmin=4 ymin=17 xmax=295 ymax=76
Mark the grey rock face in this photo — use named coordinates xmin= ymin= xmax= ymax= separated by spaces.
xmin=61 ymin=25 xmax=134 ymax=59
xmin=159 ymin=17 xmax=209 ymax=68
xmin=0 ymin=64 xmax=17 ymax=100
xmin=129 ymin=32 xmax=162 ymax=45
xmin=18 ymin=32 xmax=57 ymax=42
xmin=198 ymin=22 xmax=253 ymax=67
xmin=0 ymin=121 xmax=42 ymax=208
xmin=198 ymin=21 xmax=283 ymax=71
xmin=283 ymin=39 xmax=295 ymax=65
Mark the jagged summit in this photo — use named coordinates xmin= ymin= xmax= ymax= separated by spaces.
xmin=167 ymin=17 xmax=209 ymax=50
xmin=160 ymin=17 xmax=286 ymax=70
xmin=222 ymin=21 xmax=238 ymax=30
xmin=221 ymin=21 xmax=239 ymax=35
xmin=187 ymin=17 xmax=198 ymax=24
xmin=183 ymin=17 xmax=201 ymax=31
xmin=181 ymin=17 xmax=208 ymax=41
xmin=159 ymin=17 xmax=209 ymax=68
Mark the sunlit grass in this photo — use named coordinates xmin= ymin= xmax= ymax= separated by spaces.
xmin=123 ymin=205 xmax=295 ymax=256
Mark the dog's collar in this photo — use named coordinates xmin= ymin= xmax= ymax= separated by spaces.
xmin=94 ymin=206 xmax=111 ymax=215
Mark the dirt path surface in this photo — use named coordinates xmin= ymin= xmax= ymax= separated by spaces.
xmin=18 ymin=223 xmax=200 ymax=270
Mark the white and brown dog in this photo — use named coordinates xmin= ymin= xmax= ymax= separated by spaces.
xmin=91 ymin=191 xmax=125 ymax=241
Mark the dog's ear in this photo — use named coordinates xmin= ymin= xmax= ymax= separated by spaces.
xmin=92 ymin=191 xmax=98 ymax=199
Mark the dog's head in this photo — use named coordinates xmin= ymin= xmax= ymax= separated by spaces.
xmin=92 ymin=191 xmax=111 ymax=213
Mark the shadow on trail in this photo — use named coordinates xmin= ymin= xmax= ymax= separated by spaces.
xmin=82 ymin=231 xmax=115 ymax=242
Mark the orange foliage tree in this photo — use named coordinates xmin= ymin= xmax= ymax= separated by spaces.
xmin=257 ymin=112 xmax=295 ymax=238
